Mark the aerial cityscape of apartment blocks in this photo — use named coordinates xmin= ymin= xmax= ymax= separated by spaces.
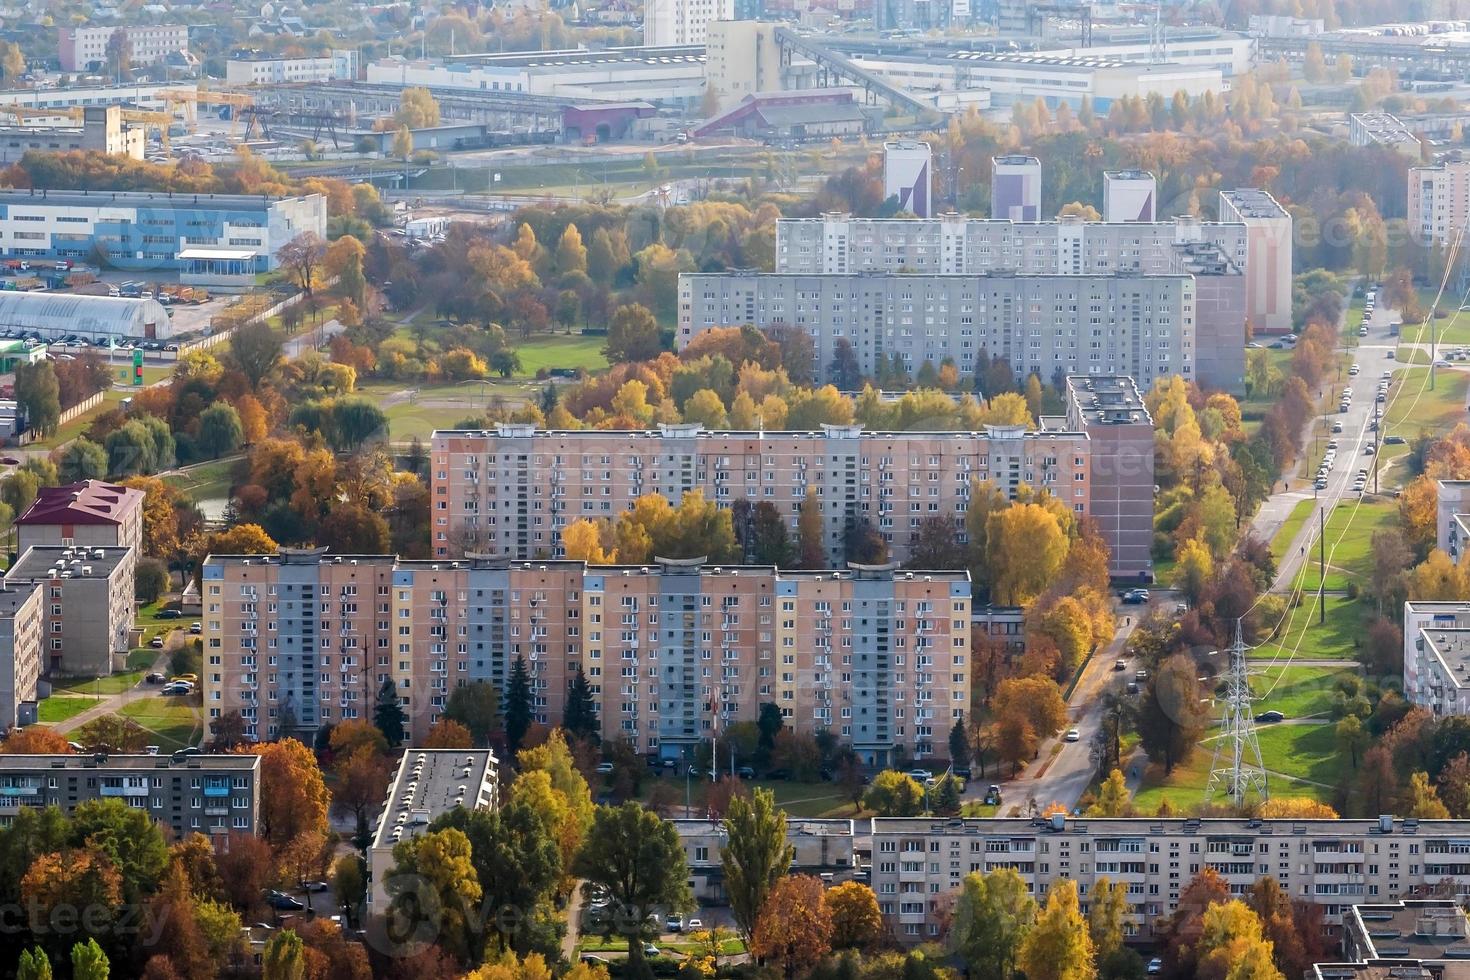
xmin=678 ymin=270 xmax=1221 ymax=390
xmin=430 ymin=422 xmax=1097 ymax=562
xmin=202 ymin=550 xmax=970 ymax=764
xmin=871 ymin=815 xmax=1470 ymax=943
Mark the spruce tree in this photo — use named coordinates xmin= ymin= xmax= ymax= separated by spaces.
xmin=374 ymin=678 xmax=406 ymax=747
xmin=563 ymin=667 xmax=599 ymax=744
xmin=505 ymin=655 xmax=533 ymax=755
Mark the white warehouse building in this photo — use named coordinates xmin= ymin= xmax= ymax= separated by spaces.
xmin=0 ymin=293 xmax=179 ymax=342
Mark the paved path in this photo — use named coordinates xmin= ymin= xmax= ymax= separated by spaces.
xmin=562 ymin=882 xmax=585 ymax=964
xmin=51 ymin=650 xmax=171 ymax=735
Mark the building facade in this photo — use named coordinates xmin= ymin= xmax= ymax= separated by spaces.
xmin=1218 ymin=189 xmax=1294 ymax=335
xmin=367 ymin=749 xmax=499 ymax=911
xmin=644 ymin=0 xmax=733 ymax=46
xmin=1403 ymin=601 xmax=1470 ymax=706
xmin=0 ymin=585 xmax=43 ymax=731
xmin=870 ymin=815 xmax=1470 ymax=944
xmin=59 ymin=25 xmax=189 ymax=72
xmin=5 ymin=546 xmax=137 ymax=677
xmin=1103 ymin=170 xmax=1158 ymax=223
xmin=1061 ymin=376 xmax=1155 ymax=581
xmin=16 ymin=481 xmax=144 ymax=561
xmin=226 ymin=50 xmax=357 ymax=86
xmin=430 ymin=422 xmax=1093 ymax=566
xmin=883 ymin=140 xmax=932 ymax=218
xmin=677 ymin=271 xmax=1212 ymax=390
xmin=1410 ymin=160 xmax=1470 ymax=258
xmin=991 ymin=155 xmax=1041 ymax=222
xmin=0 ymin=107 xmax=145 ymax=165
xmin=0 ymin=753 xmax=259 ymax=841
xmin=674 ymin=818 xmax=856 ymax=901
xmin=202 ymin=550 xmax=970 ymax=764
xmin=0 ymin=190 xmax=326 ymax=285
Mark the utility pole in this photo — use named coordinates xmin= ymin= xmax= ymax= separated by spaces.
xmin=1205 ymin=620 xmax=1270 ymax=808
xmin=1318 ymin=505 xmax=1326 ymax=625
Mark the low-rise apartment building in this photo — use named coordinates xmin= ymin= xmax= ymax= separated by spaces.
xmin=1311 ymin=900 xmax=1470 ymax=980
xmin=0 ymin=753 xmax=259 ymax=842
xmin=871 ymin=815 xmax=1470 ymax=944
xmin=4 ymin=545 xmax=136 ymax=677
xmin=226 ymin=50 xmax=357 ymax=85
xmin=1403 ymin=601 xmax=1470 ymax=706
xmin=430 ymin=422 xmax=1093 ymax=567
xmin=677 ymin=268 xmax=1245 ymax=393
xmin=0 ymin=585 xmax=43 ymax=731
xmin=202 ymin=550 xmax=970 ymax=764
xmin=367 ymin=749 xmax=499 ymax=911
xmin=16 ymin=480 xmax=144 ymax=558
xmin=674 ymin=818 xmax=856 ymax=902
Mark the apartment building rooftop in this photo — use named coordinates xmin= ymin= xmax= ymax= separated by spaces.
xmin=0 ymin=188 xmax=319 ymax=209
xmin=372 ymin=749 xmax=498 ymax=852
xmin=432 ymin=422 xmax=1088 ymax=439
xmin=16 ymin=480 xmax=142 ymax=527
xmin=0 ymin=752 xmax=259 ymax=771
xmin=0 ymin=584 xmax=38 ymax=617
xmin=1314 ymin=964 xmax=1470 ymax=980
xmin=993 ymin=154 xmax=1041 ymax=164
xmin=871 ymin=814 xmax=1470 ymax=835
xmin=1065 ymin=375 xmax=1152 ymax=425
xmin=1219 ymin=187 xmax=1290 ymax=218
xmin=1419 ymin=629 xmax=1470 ymax=693
xmin=8 ymin=545 xmax=131 ymax=580
xmin=1347 ymin=902 xmax=1470 ymax=961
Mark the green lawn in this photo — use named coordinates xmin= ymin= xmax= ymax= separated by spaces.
xmin=1250 ymin=593 xmax=1367 ymax=663
xmin=1251 ymin=664 xmax=1360 ymax=719
xmin=1253 ymin=722 xmax=1345 ymax=789
xmin=118 ymin=697 xmax=200 ymax=750
xmin=1131 ymin=736 xmax=1335 ymax=813
xmin=511 ymin=333 xmax=608 ymax=378
xmin=1270 ymin=498 xmax=1317 ymax=562
xmin=1396 ymin=311 xmax=1470 ymax=346
xmin=1284 ymin=498 xmax=1399 ymax=593
xmin=162 ymin=455 xmax=242 ymax=503
xmin=1382 ymin=367 xmax=1469 ymax=437
xmin=52 ymin=669 xmax=145 ymax=695
xmin=37 ymin=696 xmax=96 ymax=723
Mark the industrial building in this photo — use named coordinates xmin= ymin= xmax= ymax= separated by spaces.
xmin=203 ymin=548 xmax=973 ymax=762
xmin=367 ymin=749 xmax=499 ymax=911
xmin=0 ymin=294 xmax=176 ymax=342
xmin=644 ymin=0 xmax=733 ymax=47
xmin=692 ymin=91 xmax=870 ymax=140
xmin=677 ymin=269 xmax=1238 ymax=391
xmin=870 ymin=814 xmax=1470 ymax=943
xmin=0 ymin=106 xmax=145 ymax=165
xmin=0 ymin=753 xmax=260 ymax=841
xmin=1348 ymin=111 xmax=1422 ymax=156
xmin=226 ymin=50 xmax=358 ymax=86
xmin=367 ymin=48 xmax=708 ymax=105
xmin=0 ymin=189 xmax=326 ymax=288
xmin=5 ymin=546 xmax=137 ymax=678
xmin=883 ymin=140 xmax=932 ymax=217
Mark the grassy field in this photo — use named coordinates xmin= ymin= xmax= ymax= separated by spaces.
xmin=1382 ymin=366 xmax=1469 ymax=436
xmin=1270 ymin=498 xmax=1317 ymax=562
xmin=511 ymin=333 xmax=608 ymax=377
xmin=1396 ymin=310 xmax=1470 ymax=346
xmin=1253 ymin=722 xmax=1344 ymax=788
xmin=1131 ymin=735 xmax=1336 ymax=813
xmin=1250 ymin=593 xmax=1367 ymax=663
xmin=355 ymin=379 xmax=540 ymax=441
xmin=1251 ymin=664 xmax=1359 ymax=719
xmin=118 ymin=696 xmax=200 ymax=750
xmin=37 ymin=695 xmax=97 ymax=723
xmin=1240 ymin=349 xmax=1295 ymax=435
xmin=163 ymin=455 xmax=242 ymax=503
xmin=52 ymin=667 xmax=146 ymax=695
xmin=1283 ymin=498 xmax=1399 ymax=594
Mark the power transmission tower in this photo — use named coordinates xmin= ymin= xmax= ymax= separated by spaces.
xmin=1148 ymin=2 xmax=1166 ymax=64
xmin=1205 ymin=619 xmax=1269 ymax=808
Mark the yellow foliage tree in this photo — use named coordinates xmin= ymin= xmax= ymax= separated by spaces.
xmin=563 ymin=519 xmax=617 ymax=564
xmin=987 ymin=503 xmax=1068 ymax=606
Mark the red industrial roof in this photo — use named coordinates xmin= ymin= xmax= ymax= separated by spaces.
xmin=15 ymin=480 xmax=142 ymax=527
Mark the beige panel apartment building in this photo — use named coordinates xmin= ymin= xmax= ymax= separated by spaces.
xmin=429 ymin=423 xmax=1090 ymax=567
xmin=871 ymin=815 xmax=1470 ymax=944
xmin=0 ymin=585 xmax=43 ymax=731
xmin=6 ymin=545 xmax=137 ymax=677
xmin=203 ymin=550 xmax=968 ymax=764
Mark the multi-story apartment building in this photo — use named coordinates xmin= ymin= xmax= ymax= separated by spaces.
xmin=643 ymin=0 xmax=733 ymax=46
xmin=0 ymin=753 xmax=259 ymax=841
xmin=0 ymin=190 xmax=327 ymax=287
xmin=1410 ymin=158 xmax=1470 ymax=257
xmin=367 ymin=749 xmax=499 ymax=911
xmin=1435 ymin=481 xmax=1470 ymax=562
xmin=674 ymin=818 xmax=857 ymax=901
xmin=1407 ymin=627 xmax=1470 ymax=717
xmin=1218 ymin=189 xmax=1294 ymax=335
xmin=1404 ymin=601 xmax=1470 ymax=706
xmin=202 ymin=550 xmax=970 ymax=764
xmin=870 ymin=815 xmax=1470 ymax=944
xmin=16 ymin=480 xmax=144 ymax=557
xmin=1317 ymin=900 xmax=1470 ymax=978
xmin=1060 ymin=376 xmax=1156 ymax=581
xmin=1103 ymin=170 xmax=1158 ymax=223
xmin=991 ymin=155 xmax=1041 ymax=221
xmin=58 ymin=25 xmax=189 ymax=72
xmin=0 ymin=585 xmax=43 ymax=730
xmin=5 ymin=546 xmax=136 ymax=678
xmin=430 ymin=422 xmax=1092 ymax=567
xmin=678 ymin=271 xmax=1216 ymax=390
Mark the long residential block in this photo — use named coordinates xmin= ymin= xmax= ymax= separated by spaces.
xmin=201 ymin=549 xmax=970 ymax=766
xmin=677 ymin=268 xmax=1245 ymax=393
xmin=431 ymin=422 xmax=1093 ymax=567
xmin=871 ymin=815 xmax=1470 ymax=944
xmin=0 ymin=752 xmax=260 ymax=841
xmin=4 ymin=545 xmax=137 ymax=677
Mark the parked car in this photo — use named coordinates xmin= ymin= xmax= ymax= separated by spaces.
xmin=905 ymin=769 xmax=934 ymax=782
xmin=266 ymin=891 xmax=304 ymax=912
xmin=303 ymin=881 xmax=331 ymax=893
xmin=1147 ymin=959 xmax=1163 ymax=976
xmin=686 ymin=918 xmax=703 ymax=931
xmin=161 ymin=682 xmax=192 ymax=695
xmin=156 ymin=609 xmax=182 ymax=620
xmin=666 ymin=914 xmax=684 ymax=933
xmin=189 ymin=622 xmax=202 ymax=634
xmin=595 ymin=762 xmax=614 ymax=775
xmin=736 ymin=766 xmax=756 ymax=779
xmin=1256 ymin=710 xmax=1285 ymax=724
xmin=149 ymin=635 xmax=164 ymax=649
xmin=1386 ymin=435 xmax=1407 ymax=445
xmin=145 ymin=672 xmax=164 ymax=684
xmin=1114 ymin=659 xmax=1127 ymax=671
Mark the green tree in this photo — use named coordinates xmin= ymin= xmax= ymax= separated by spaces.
xmin=862 ymin=770 xmax=924 ymax=816
xmin=70 ymin=939 xmax=108 ymax=980
xmin=262 ymin=929 xmax=305 ymax=980
xmin=373 ymin=678 xmax=405 ymax=747
xmin=950 ymin=867 xmax=1037 ymax=980
xmin=17 ymin=947 xmax=52 ymax=980
xmin=949 ymin=717 xmax=971 ymax=770
xmin=56 ymin=438 xmax=108 ymax=482
xmin=1088 ymin=876 xmax=1129 ymax=958
xmin=329 ymin=397 xmax=387 ymax=451
xmin=564 ymin=667 xmax=599 ymax=743
xmin=1087 ymin=769 xmax=1133 ymax=817
xmin=604 ymin=303 xmax=662 ymax=363
xmin=331 ymin=854 xmax=366 ymax=928
xmin=196 ymin=403 xmax=244 ymax=459
xmin=387 ymin=828 xmax=482 ymax=965
xmin=721 ymin=787 xmax=795 ymax=942
xmin=1336 ymin=714 xmax=1369 ymax=769
xmin=228 ymin=319 xmax=285 ymax=387
xmin=443 ymin=681 xmax=500 ymax=746
xmin=134 ymin=556 xmax=169 ymax=604
xmin=505 ymin=655 xmax=532 ymax=755
xmin=1017 ymin=879 xmax=1094 ymax=980
xmin=69 ymin=798 xmax=169 ymax=901
xmin=16 ymin=360 xmax=59 ymax=433
xmin=574 ymin=803 xmax=691 ymax=979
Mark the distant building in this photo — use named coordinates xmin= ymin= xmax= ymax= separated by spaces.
xmin=1349 ymin=112 xmax=1422 ymax=157
xmin=1218 ymin=188 xmax=1293 ymax=335
xmin=0 ymin=585 xmax=43 ymax=730
xmin=704 ymin=21 xmax=801 ymax=113
xmin=1410 ymin=158 xmax=1470 ymax=260
xmin=1248 ymin=14 xmax=1324 ymax=37
xmin=367 ymin=750 xmax=500 ymax=912
xmin=225 ymin=50 xmax=357 ymax=86
xmin=0 ymin=106 xmax=144 ymax=165
xmin=643 ymin=0 xmax=732 ymax=47
xmin=58 ymin=25 xmax=189 ymax=73
xmin=991 ymin=155 xmax=1041 ymax=221
xmin=0 ymin=294 xmax=177 ymax=343
xmin=368 ymin=49 xmax=707 ymax=105
xmin=16 ymin=481 xmax=144 ymax=558
xmin=0 ymin=753 xmax=260 ymax=841
xmin=1103 ymin=170 xmax=1157 ymax=223
xmin=693 ymin=91 xmax=870 ymax=140
xmin=1062 ymin=376 xmax=1155 ymax=580
xmin=5 ymin=545 xmax=137 ymax=677
xmin=674 ymin=818 xmax=856 ymax=902
xmin=883 ymin=140 xmax=932 ymax=218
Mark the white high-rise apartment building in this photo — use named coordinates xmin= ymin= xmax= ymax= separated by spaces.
xmin=644 ymin=0 xmax=732 ymax=46
xmin=1410 ymin=158 xmax=1470 ymax=255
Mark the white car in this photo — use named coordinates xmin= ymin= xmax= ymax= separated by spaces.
xmin=595 ymin=762 xmax=614 ymax=775
xmin=1064 ymin=728 xmax=1080 ymax=742
xmin=686 ymin=917 xmax=703 ymax=931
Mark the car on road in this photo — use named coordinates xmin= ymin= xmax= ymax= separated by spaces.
xmin=1063 ymin=728 xmax=1080 ymax=742
xmin=0 ymin=457 xmax=17 ymax=466
xmin=1349 ymin=364 xmax=1359 ymax=375
xmin=1387 ymin=350 xmax=1395 ymax=359
xmin=303 ymin=881 xmax=331 ymax=893
xmin=1327 ymin=440 xmax=1338 ymax=450
xmin=736 ymin=766 xmax=756 ymax=779
xmin=1256 ymin=710 xmax=1285 ymax=724
xmin=906 ymin=768 xmax=934 ymax=782
xmin=1315 ymin=478 xmax=1328 ymax=490
xmin=1332 ymin=421 xmax=1344 ymax=433
xmin=1120 ymin=588 xmax=1150 ymax=604
xmin=1364 ymin=445 xmax=1376 ymax=455
xmin=1135 ymin=669 xmax=1149 ymax=682
xmin=1147 ymin=959 xmax=1163 ymax=975
xmin=156 ymin=609 xmax=182 ymax=619
xmin=149 ymin=635 xmax=164 ymax=648
xmin=1436 ymin=359 xmax=1453 ymax=368
xmin=595 ymin=762 xmax=614 ymax=775
xmin=145 ymin=672 xmax=164 ymax=684
xmin=161 ymin=682 xmax=192 ymax=695
xmin=667 ymin=914 xmax=684 ymax=933
xmin=644 ymin=944 xmax=660 ymax=957
xmin=266 ymin=891 xmax=304 ymax=912
xmin=1114 ymin=659 xmax=1127 ymax=671
xmin=686 ymin=918 xmax=703 ymax=931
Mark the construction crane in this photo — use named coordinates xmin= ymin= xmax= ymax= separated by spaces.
xmin=161 ymin=88 xmax=255 ymax=134
xmin=0 ymin=104 xmax=176 ymax=147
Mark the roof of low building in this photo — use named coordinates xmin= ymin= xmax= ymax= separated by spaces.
xmin=7 ymin=544 xmax=132 ymax=581
xmin=15 ymin=480 xmax=143 ymax=527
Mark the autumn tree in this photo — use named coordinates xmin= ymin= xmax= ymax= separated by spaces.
xmin=1136 ymin=653 xmax=1211 ymax=773
xmin=722 ymin=787 xmax=795 ymax=941
xmin=604 ymin=303 xmax=662 ymax=363
xmin=1088 ymin=876 xmax=1129 ymax=958
xmin=826 ymin=880 xmax=883 ymax=950
xmin=386 ymin=828 xmax=482 ymax=965
xmin=275 ymin=233 xmax=326 ymax=298
xmin=252 ymin=738 xmax=330 ymax=847
xmin=396 ymin=87 xmax=441 ymax=128
xmin=862 ymin=770 xmax=925 ymax=816
xmin=750 ymin=874 xmax=833 ymax=979
xmin=1018 ymin=879 xmax=1093 ymax=980
xmin=950 ymin=867 xmax=1037 ymax=980
xmin=425 ymin=719 xmax=474 ymax=748
xmin=988 ymin=502 xmax=1068 ymax=605
xmin=1196 ymin=900 xmax=1284 ymax=980
xmin=1407 ymin=770 xmax=1452 ymax=818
